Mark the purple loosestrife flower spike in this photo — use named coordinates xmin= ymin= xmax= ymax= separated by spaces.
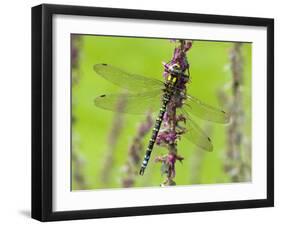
xmin=156 ymin=40 xmax=192 ymax=186
xmin=122 ymin=113 xmax=153 ymax=188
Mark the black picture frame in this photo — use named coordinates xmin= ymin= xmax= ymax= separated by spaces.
xmin=32 ymin=3 xmax=274 ymax=222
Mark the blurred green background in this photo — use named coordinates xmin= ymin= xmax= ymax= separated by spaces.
xmin=71 ymin=35 xmax=252 ymax=190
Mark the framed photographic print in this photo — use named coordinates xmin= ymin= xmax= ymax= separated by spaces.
xmin=31 ymin=4 xmax=274 ymax=221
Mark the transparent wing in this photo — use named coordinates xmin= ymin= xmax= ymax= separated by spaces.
xmin=183 ymin=94 xmax=230 ymax=123
xmin=93 ymin=64 xmax=163 ymax=92
xmin=180 ymin=109 xmax=213 ymax=152
xmin=94 ymin=90 xmax=162 ymax=114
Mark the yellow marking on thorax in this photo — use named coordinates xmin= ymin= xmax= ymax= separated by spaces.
xmin=167 ymin=75 xmax=172 ymax=81
xmin=167 ymin=75 xmax=177 ymax=84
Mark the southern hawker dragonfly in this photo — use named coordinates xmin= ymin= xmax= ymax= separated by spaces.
xmin=93 ymin=63 xmax=229 ymax=175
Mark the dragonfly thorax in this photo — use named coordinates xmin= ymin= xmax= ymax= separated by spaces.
xmin=166 ymin=63 xmax=189 ymax=87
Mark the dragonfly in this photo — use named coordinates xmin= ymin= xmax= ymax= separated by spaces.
xmin=93 ymin=63 xmax=229 ymax=175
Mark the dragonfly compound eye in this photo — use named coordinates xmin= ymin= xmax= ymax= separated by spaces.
xmin=169 ymin=63 xmax=183 ymax=76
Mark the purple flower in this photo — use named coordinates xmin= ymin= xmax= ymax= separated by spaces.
xmin=155 ymin=153 xmax=184 ymax=179
xmin=138 ymin=114 xmax=153 ymax=137
xmin=156 ymin=39 xmax=192 ymax=185
xmin=183 ymin=41 xmax=192 ymax=52
xmin=156 ymin=130 xmax=177 ymax=145
xmin=71 ymin=35 xmax=81 ymax=69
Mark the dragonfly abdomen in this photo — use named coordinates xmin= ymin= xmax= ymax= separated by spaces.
xmin=139 ymin=92 xmax=172 ymax=175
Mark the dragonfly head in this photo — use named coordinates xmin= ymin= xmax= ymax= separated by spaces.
xmin=168 ymin=63 xmax=183 ymax=76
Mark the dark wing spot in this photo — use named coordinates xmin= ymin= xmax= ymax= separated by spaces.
xmin=208 ymin=137 xmax=211 ymax=142
xmin=101 ymin=63 xmax=107 ymax=66
xmin=100 ymin=94 xmax=106 ymax=97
